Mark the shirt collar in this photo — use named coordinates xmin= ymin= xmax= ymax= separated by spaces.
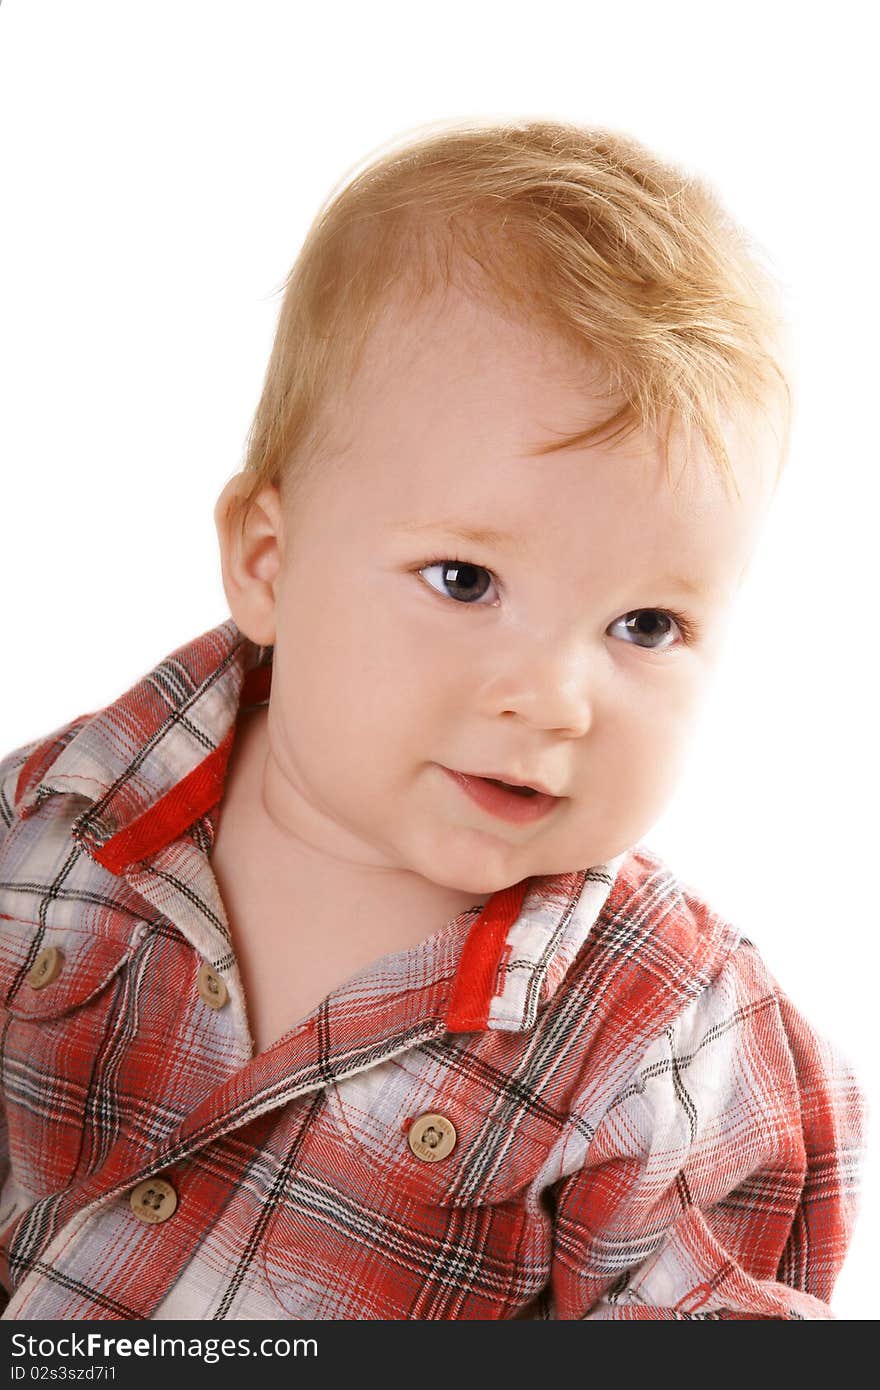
xmin=15 ymin=617 xmax=624 ymax=1034
xmin=17 ymin=617 xmax=272 ymax=864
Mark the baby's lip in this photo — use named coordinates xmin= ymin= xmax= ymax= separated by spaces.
xmin=456 ymin=770 xmax=563 ymax=798
xmin=441 ymin=768 xmax=563 ymax=824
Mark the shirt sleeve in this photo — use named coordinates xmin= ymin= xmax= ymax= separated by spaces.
xmin=0 ymin=741 xmax=20 ymax=1317
xmin=548 ymin=941 xmax=866 ymax=1319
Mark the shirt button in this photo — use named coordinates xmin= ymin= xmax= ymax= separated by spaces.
xmin=197 ymin=961 xmax=229 ymax=1009
xmin=26 ymin=946 xmax=64 ymax=990
xmin=407 ymin=1112 xmax=457 ymax=1162
xmin=129 ymin=1177 xmax=178 ymax=1224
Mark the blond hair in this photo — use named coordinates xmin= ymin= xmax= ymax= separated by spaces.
xmin=231 ymin=117 xmax=792 ymax=528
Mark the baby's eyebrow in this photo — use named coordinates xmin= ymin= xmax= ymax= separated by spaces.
xmin=393 ymin=520 xmax=524 ymax=552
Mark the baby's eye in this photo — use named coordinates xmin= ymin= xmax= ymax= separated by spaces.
xmin=418 ymin=559 xmax=498 ymax=605
xmin=417 ymin=561 xmax=692 ymax=650
xmin=608 ymin=609 xmax=684 ymax=650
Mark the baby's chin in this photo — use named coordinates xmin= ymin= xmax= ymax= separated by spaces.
xmin=414 ymin=847 xmax=609 ymax=900
xmin=397 ymin=799 xmax=633 ymax=894
xmin=458 ymin=836 xmax=635 ymax=892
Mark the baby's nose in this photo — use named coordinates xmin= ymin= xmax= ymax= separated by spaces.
xmin=487 ymin=637 xmax=596 ymax=737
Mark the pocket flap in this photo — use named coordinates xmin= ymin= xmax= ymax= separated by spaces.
xmin=0 ymin=919 xmax=137 ymax=1020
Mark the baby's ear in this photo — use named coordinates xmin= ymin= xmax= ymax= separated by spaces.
xmin=214 ymin=475 xmax=284 ymax=647
xmin=214 ymin=476 xmax=283 ymax=553
xmin=252 ymin=482 xmax=287 ymax=549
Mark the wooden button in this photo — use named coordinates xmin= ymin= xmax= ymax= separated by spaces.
xmin=129 ymin=1177 xmax=178 ymax=1224
xmin=407 ymin=1112 xmax=457 ymax=1162
xmin=25 ymin=946 xmax=64 ymax=990
xmin=197 ymin=961 xmax=228 ymax=1009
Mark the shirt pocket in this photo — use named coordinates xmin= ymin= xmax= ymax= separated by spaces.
xmin=258 ymin=1043 xmax=560 ymax=1318
xmin=0 ymin=918 xmax=139 ymax=1199
xmin=322 ymin=1044 xmax=562 ymax=1208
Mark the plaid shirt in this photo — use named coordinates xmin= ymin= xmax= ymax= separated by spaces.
xmin=0 ymin=618 xmax=864 ymax=1320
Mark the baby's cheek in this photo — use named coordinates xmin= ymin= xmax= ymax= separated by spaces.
xmin=596 ymin=720 xmax=691 ymax=841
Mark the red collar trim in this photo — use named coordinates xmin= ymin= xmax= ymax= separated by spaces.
xmin=446 ymin=877 xmax=531 ymax=1031
xmin=90 ymin=662 xmax=272 ymax=874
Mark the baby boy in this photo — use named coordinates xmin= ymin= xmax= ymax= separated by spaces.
xmin=0 ymin=119 xmax=864 ymax=1319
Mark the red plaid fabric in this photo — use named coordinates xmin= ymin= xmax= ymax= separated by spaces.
xmin=0 ymin=619 xmax=864 ymax=1320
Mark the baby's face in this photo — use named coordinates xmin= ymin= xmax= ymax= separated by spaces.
xmin=233 ymin=287 xmax=779 ymax=897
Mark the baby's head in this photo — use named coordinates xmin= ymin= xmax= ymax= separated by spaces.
xmin=214 ymin=119 xmax=791 ymax=897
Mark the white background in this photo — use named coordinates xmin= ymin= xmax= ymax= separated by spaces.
xmin=1 ymin=1 xmax=876 ymax=1318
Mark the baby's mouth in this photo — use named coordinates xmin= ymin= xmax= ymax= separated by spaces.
xmin=440 ymin=767 xmax=561 ymax=824
xmin=483 ymin=778 xmax=538 ymax=797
